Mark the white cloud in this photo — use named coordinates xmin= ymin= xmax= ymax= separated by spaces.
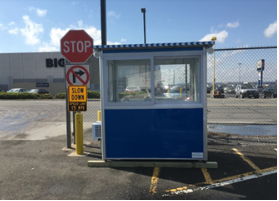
xmin=120 ymin=38 xmax=127 ymax=43
xmin=108 ymin=11 xmax=121 ymax=19
xmin=37 ymin=9 xmax=47 ymax=17
xmin=9 ymin=28 xmax=19 ymax=35
xmin=29 ymin=7 xmax=47 ymax=17
xmin=200 ymin=30 xmax=228 ymax=43
xmin=38 ymin=42 xmax=59 ymax=52
xmin=9 ymin=22 xmax=15 ymax=26
xmin=226 ymin=22 xmax=239 ymax=28
xmin=39 ymin=20 xmax=121 ymax=51
xmin=8 ymin=21 xmax=18 ymax=34
xmin=264 ymin=21 xmax=277 ymax=38
xmin=20 ymin=15 xmax=44 ymax=45
xmin=0 ymin=23 xmax=7 ymax=30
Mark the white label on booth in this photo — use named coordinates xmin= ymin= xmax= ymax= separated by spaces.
xmin=192 ymin=152 xmax=203 ymax=158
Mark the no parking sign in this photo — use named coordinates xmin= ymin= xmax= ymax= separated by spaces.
xmin=65 ymin=65 xmax=90 ymax=89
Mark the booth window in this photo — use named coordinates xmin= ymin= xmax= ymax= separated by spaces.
xmin=107 ymin=59 xmax=151 ymax=103
xmin=154 ymin=58 xmax=200 ymax=102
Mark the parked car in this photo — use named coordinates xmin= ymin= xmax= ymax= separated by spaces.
xmin=7 ymin=88 xmax=28 ymax=93
xmin=262 ymin=85 xmax=277 ymax=98
xmin=255 ymin=85 xmax=264 ymax=92
xmin=207 ymin=84 xmax=212 ymax=93
xmin=160 ymin=81 xmax=171 ymax=92
xmin=170 ymin=83 xmax=188 ymax=91
xmin=163 ymin=86 xmax=192 ymax=101
xmin=0 ymin=88 xmax=6 ymax=92
xmin=224 ymin=85 xmax=235 ymax=94
xmin=235 ymin=83 xmax=259 ymax=98
xmin=215 ymin=85 xmax=224 ymax=94
xmin=125 ymin=86 xmax=141 ymax=92
xmin=28 ymin=89 xmax=50 ymax=94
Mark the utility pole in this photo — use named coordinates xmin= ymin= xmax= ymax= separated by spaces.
xmin=141 ymin=8 xmax=146 ymax=44
xmin=101 ymin=0 xmax=107 ymax=45
xmin=238 ymin=63 xmax=242 ymax=83
xmin=211 ymin=36 xmax=217 ymax=95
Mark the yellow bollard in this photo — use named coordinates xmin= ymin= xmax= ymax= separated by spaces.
xmin=75 ymin=112 xmax=83 ymax=155
xmin=97 ymin=110 xmax=101 ymax=121
xmin=180 ymin=88 xmax=182 ymax=98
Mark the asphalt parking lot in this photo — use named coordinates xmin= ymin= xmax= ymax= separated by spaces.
xmin=0 ymin=134 xmax=276 ymax=199
xmin=0 ymin=99 xmax=277 ymax=199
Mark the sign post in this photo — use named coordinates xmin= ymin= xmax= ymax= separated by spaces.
xmin=60 ymin=29 xmax=93 ymax=150
xmin=257 ymin=59 xmax=265 ymax=87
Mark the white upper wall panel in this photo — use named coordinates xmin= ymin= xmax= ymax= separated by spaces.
xmin=0 ymin=74 xmax=8 ymax=84
xmin=0 ymin=54 xmax=10 ymax=60
xmin=9 ymin=53 xmax=23 ymax=60
xmin=0 ymin=59 xmax=10 ymax=74
xmin=10 ymin=59 xmax=23 ymax=74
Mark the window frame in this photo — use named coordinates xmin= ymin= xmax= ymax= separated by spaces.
xmin=103 ymin=53 xmax=154 ymax=107
xmin=153 ymin=55 xmax=202 ymax=104
xmin=102 ymin=50 xmax=204 ymax=108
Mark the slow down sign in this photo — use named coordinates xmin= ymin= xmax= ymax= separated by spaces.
xmin=68 ymin=85 xmax=87 ymax=112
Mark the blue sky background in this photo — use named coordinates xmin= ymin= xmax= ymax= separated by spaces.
xmin=0 ymin=0 xmax=277 ymax=53
xmin=0 ymin=0 xmax=277 ymax=82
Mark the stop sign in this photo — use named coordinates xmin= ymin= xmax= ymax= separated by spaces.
xmin=60 ymin=30 xmax=93 ymax=63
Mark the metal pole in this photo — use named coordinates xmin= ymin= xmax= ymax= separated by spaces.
xmin=212 ymin=43 xmax=215 ymax=92
xmin=141 ymin=8 xmax=146 ymax=44
xmin=66 ymin=89 xmax=71 ymax=148
xmin=211 ymin=37 xmax=217 ymax=94
xmin=238 ymin=63 xmax=242 ymax=83
xmin=101 ymin=0 xmax=107 ymax=45
xmin=72 ymin=111 xmax=76 ymax=144
xmin=75 ymin=112 xmax=84 ymax=155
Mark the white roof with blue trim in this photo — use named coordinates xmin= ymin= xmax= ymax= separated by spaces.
xmin=93 ymin=41 xmax=214 ymax=50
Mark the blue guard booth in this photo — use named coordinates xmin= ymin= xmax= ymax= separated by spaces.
xmin=93 ymin=41 xmax=214 ymax=161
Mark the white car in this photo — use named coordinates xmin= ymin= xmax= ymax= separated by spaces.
xmin=125 ymin=86 xmax=141 ymax=92
xmin=235 ymin=84 xmax=259 ymax=98
xmin=7 ymin=88 xmax=28 ymax=93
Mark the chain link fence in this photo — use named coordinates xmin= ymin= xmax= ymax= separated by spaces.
xmin=83 ymin=46 xmax=277 ymax=147
xmin=207 ymin=46 xmax=277 ymax=146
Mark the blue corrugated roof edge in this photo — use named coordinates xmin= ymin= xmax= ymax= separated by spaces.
xmin=92 ymin=41 xmax=214 ymax=49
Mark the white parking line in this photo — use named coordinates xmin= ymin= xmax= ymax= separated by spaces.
xmin=163 ymin=168 xmax=277 ymax=197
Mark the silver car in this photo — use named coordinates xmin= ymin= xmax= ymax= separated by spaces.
xmin=7 ymin=88 xmax=28 ymax=93
xmin=235 ymin=83 xmax=259 ymax=98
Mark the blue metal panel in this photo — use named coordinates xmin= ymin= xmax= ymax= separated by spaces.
xmin=105 ymin=108 xmax=204 ymax=159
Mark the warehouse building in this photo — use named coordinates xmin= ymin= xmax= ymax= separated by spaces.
xmin=0 ymin=52 xmax=99 ymax=95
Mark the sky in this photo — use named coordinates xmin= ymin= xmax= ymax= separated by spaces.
xmin=0 ymin=0 xmax=277 ymax=53
xmin=0 ymin=0 xmax=277 ymax=83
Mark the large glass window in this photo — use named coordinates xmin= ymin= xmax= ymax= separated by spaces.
xmin=154 ymin=58 xmax=200 ymax=102
xmin=107 ymin=59 xmax=151 ymax=102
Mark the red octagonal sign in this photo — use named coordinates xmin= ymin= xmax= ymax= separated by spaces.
xmin=60 ymin=30 xmax=93 ymax=63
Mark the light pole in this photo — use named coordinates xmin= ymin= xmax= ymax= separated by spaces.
xmin=211 ymin=36 xmax=217 ymax=94
xmin=238 ymin=63 xmax=242 ymax=83
xmin=141 ymin=8 xmax=146 ymax=44
xmin=100 ymin=0 xmax=107 ymax=45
